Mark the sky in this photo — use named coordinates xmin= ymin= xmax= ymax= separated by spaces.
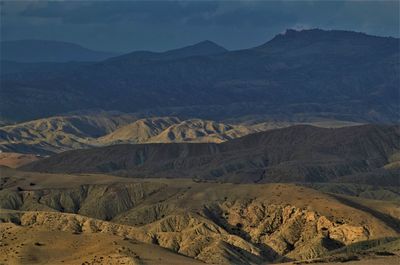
xmin=1 ymin=1 xmax=399 ymax=53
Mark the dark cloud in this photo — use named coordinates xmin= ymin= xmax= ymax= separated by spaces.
xmin=20 ymin=1 xmax=219 ymax=24
xmin=1 ymin=1 xmax=399 ymax=52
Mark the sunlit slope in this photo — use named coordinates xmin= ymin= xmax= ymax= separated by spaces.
xmin=0 ymin=169 xmax=399 ymax=264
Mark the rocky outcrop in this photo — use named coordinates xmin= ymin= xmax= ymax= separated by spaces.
xmin=0 ymin=210 xmax=151 ymax=243
xmin=0 ymin=206 xmax=372 ymax=264
xmin=205 ymin=201 xmax=370 ymax=261
xmin=0 ymin=178 xmax=397 ymax=264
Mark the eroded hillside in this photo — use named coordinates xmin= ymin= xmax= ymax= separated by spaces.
xmin=1 ymin=113 xmax=358 ymax=155
xmin=0 ymin=112 xmax=138 ymax=155
xmin=0 ymin=169 xmax=399 ymax=264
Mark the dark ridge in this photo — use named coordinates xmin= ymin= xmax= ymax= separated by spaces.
xmin=1 ymin=29 xmax=399 ymax=123
xmin=21 ymin=124 xmax=400 ymax=184
xmin=106 ymin=40 xmax=227 ymax=63
xmin=256 ymin=28 xmax=399 ymax=51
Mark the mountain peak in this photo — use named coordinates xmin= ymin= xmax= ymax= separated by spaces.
xmin=276 ymin=28 xmax=370 ymax=39
xmin=163 ymin=40 xmax=227 ymax=58
xmin=193 ymin=40 xmax=225 ymax=48
xmin=255 ymin=28 xmax=398 ymax=52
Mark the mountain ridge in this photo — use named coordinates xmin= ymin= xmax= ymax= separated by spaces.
xmin=256 ymin=28 xmax=399 ymax=51
xmin=2 ymin=29 xmax=398 ymax=122
xmin=106 ymin=40 xmax=228 ymax=63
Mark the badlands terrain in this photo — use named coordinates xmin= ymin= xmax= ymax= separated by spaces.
xmin=0 ymin=168 xmax=399 ymax=265
xmin=0 ymin=115 xmax=399 ymax=265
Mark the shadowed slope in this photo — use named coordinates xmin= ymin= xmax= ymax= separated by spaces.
xmin=21 ymin=125 xmax=400 ymax=183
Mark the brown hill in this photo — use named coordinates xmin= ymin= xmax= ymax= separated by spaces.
xmin=21 ymin=125 xmax=400 ymax=184
xmin=0 ymin=152 xmax=40 ymax=168
xmin=0 ymin=112 xmax=362 ymax=155
xmin=96 ymin=116 xmax=182 ymax=144
xmin=0 ymin=216 xmax=204 ymax=265
xmin=104 ymin=118 xmax=360 ymax=145
xmin=148 ymin=119 xmax=254 ymax=143
xmin=0 ymin=169 xmax=399 ymax=264
xmin=0 ymin=116 xmax=261 ymax=155
xmin=93 ymin=117 xmax=325 ymax=145
xmin=0 ymin=112 xmax=137 ymax=155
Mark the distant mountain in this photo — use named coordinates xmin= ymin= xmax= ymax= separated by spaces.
xmin=107 ymin=40 xmax=228 ymax=63
xmin=0 ymin=40 xmax=119 ymax=62
xmin=0 ymin=40 xmax=227 ymax=83
xmin=160 ymin=40 xmax=228 ymax=58
xmin=22 ymin=125 xmax=400 ymax=184
xmin=1 ymin=29 xmax=399 ymax=122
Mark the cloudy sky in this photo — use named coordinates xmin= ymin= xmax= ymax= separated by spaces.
xmin=1 ymin=1 xmax=399 ymax=53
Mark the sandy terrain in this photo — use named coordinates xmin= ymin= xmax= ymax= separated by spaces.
xmin=0 ymin=153 xmax=40 ymax=168
xmin=0 ymin=222 xmax=204 ymax=265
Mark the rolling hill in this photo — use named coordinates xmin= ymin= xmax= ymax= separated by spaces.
xmin=0 ymin=115 xmax=259 ymax=154
xmin=0 ymin=112 xmax=138 ymax=155
xmin=0 ymin=113 xmax=362 ymax=155
xmin=21 ymin=124 xmax=400 ymax=184
xmin=97 ymin=118 xmax=263 ymax=145
xmin=96 ymin=117 xmax=182 ymax=144
xmin=1 ymin=29 xmax=399 ymax=122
